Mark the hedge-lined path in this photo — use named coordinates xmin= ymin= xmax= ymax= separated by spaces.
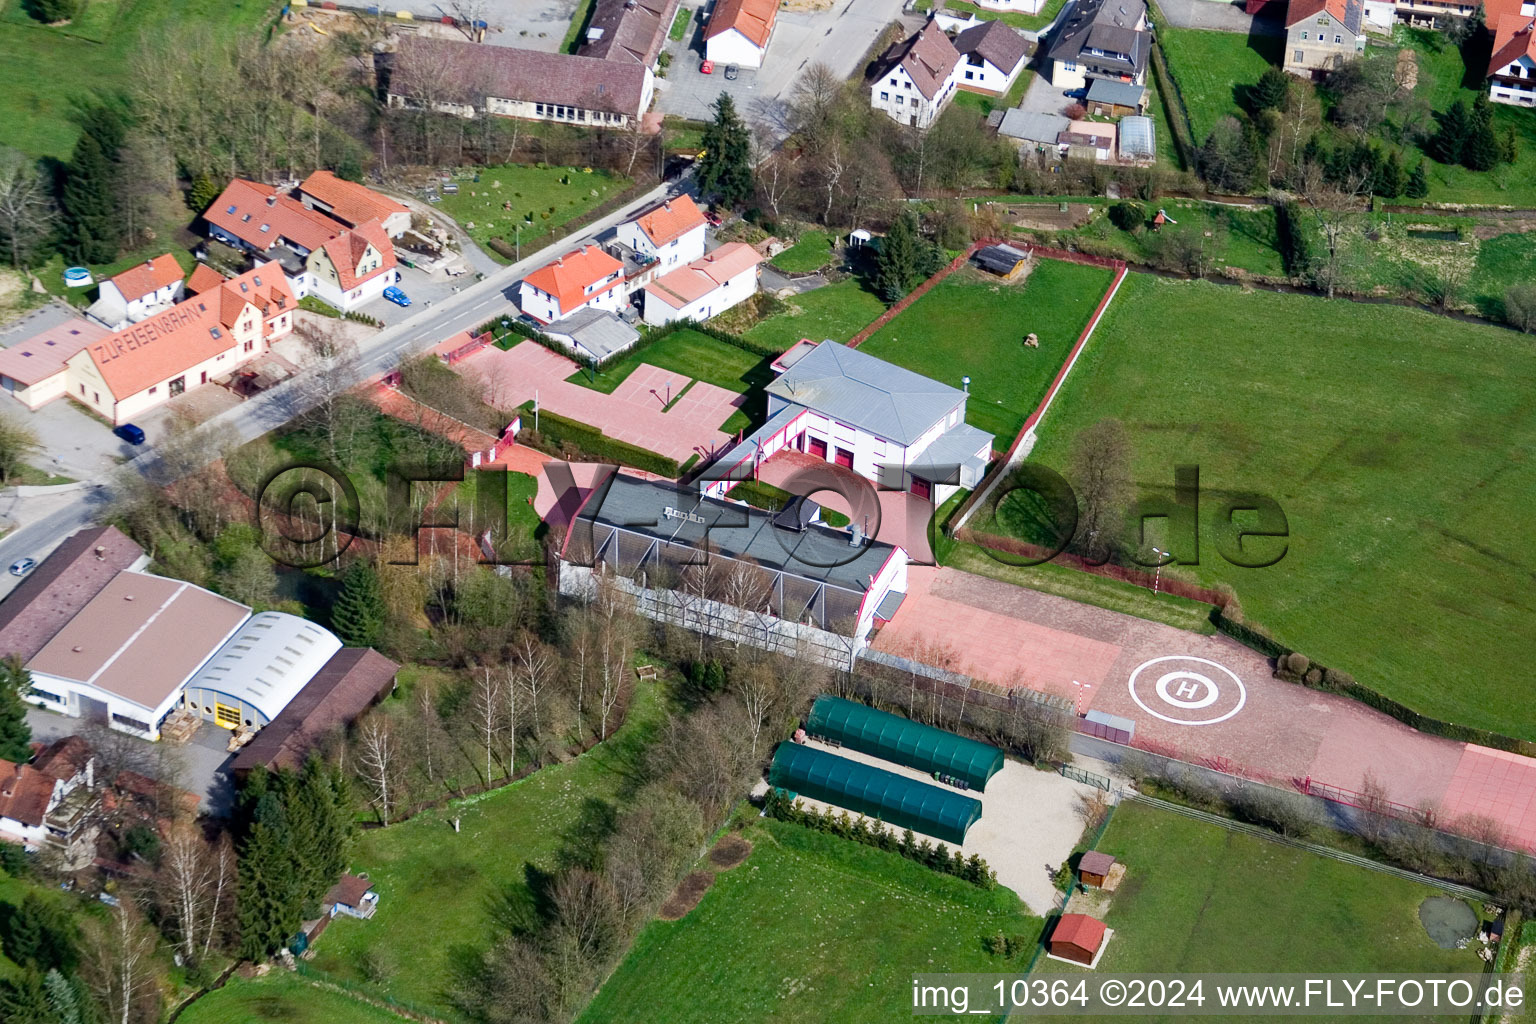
xmin=457 ymin=341 xmax=742 ymax=463
xmin=875 ymin=566 xmax=1536 ymax=851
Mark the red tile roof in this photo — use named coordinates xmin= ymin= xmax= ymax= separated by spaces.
xmin=1489 ymin=13 xmax=1536 ymax=75
xmin=85 ymin=265 xmax=295 ymax=400
xmin=318 ymin=219 xmax=397 ymax=292
xmin=0 ymin=760 xmax=55 ymax=829
xmin=885 ymin=20 xmax=962 ymax=100
xmin=645 ymin=242 xmax=762 ymax=309
xmin=523 ymin=245 xmax=625 ymax=314
xmin=1052 ymin=913 xmax=1106 ymax=953
xmin=632 ymin=194 xmax=707 ymax=247
xmin=1285 ymin=0 xmax=1356 ymax=28
xmin=205 ymin=179 xmax=348 ymax=254
xmin=299 ymin=171 xmax=409 ymax=230
xmin=184 ymin=263 xmax=228 ymax=297
xmin=107 ymin=254 xmax=183 ymax=303
xmin=0 ymin=316 xmax=106 ymax=387
xmin=705 ymin=0 xmax=778 ymax=47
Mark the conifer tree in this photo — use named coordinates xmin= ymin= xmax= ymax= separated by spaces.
xmin=696 ymin=93 xmax=753 ymax=209
xmin=0 ymin=655 xmax=32 ymax=762
xmin=330 ymin=560 xmax=384 ymax=648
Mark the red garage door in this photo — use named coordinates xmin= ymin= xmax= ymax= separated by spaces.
xmin=834 ymin=447 xmax=854 ymax=469
xmin=808 ymin=437 xmax=828 ymax=459
xmin=910 ymin=476 xmax=932 ymax=500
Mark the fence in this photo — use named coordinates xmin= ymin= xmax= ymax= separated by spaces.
xmin=1061 ymin=763 xmax=1112 ymax=791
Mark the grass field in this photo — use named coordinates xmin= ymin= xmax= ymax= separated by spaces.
xmin=668 ymin=3 xmax=692 ymax=40
xmin=434 ymin=165 xmax=630 ymax=266
xmin=571 ymin=328 xmax=773 ymax=434
xmin=770 ymin=229 xmax=834 ymax=273
xmin=579 ymin=817 xmax=1043 ymax=1024
xmin=177 ymin=973 xmax=412 ymax=1024
xmin=953 ymin=68 xmax=1034 ymax=117
xmin=859 ymin=260 xmax=1116 ymax=440
xmin=1157 ymin=28 xmax=1281 ymax=143
xmin=307 ymin=684 xmax=663 ymax=1017
xmin=742 ymin=277 xmax=887 ymax=351
xmin=1022 ymin=272 xmax=1536 ymax=739
xmin=915 ymin=0 xmax=1069 ymax=31
xmin=1038 ymin=800 xmax=1484 ymax=1022
xmin=0 ymin=0 xmax=275 ymax=158
xmin=1049 ymin=200 xmax=1285 ymax=278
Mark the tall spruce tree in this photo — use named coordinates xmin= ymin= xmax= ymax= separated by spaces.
xmin=237 ymin=773 xmax=303 ymax=959
xmin=1375 ymin=150 xmax=1404 ymax=198
xmin=0 ymin=655 xmax=32 ymax=762
xmin=696 ymin=93 xmax=753 ymax=209
xmin=875 ymin=207 xmax=921 ymax=302
xmin=330 ymin=560 xmax=385 ymax=648
xmin=0 ymin=970 xmax=50 ymax=1024
xmin=1253 ymin=67 xmax=1290 ymax=111
xmin=60 ymin=133 xmax=119 ymax=263
xmin=1464 ymin=94 xmax=1500 ymax=171
xmin=1429 ymin=100 xmax=1472 ymax=165
xmin=1405 ymin=162 xmax=1429 ymax=198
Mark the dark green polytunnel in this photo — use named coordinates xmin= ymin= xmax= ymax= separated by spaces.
xmin=769 ymin=742 xmax=982 ymax=846
xmin=805 ymin=695 xmax=1005 ymax=791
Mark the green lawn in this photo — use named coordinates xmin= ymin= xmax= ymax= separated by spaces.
xmin=570 ymin=328 xmax=775 ymax=435
xmin=307 ymin=684 xmax=664 ymax=1017
xmin=1048 ymin=200 xmax=1285 ymax=277
xmin=177 ymin=973 xmax=412 ymax=1024
xmin=668 ymin=3 xmax=691 ymax=40
xmin=579 ymin=818 xmax=1042 ymax=1024
xmin=0 ymin=0 xmax=275 ymax=158
xmin=916 ymin=0 xmax=1068 ymax=32
xmin=37 ymin=244 xmax=198 ymax=308
xmin=1157 ymin=28 xmax=1281 ymax=143
xmin=1036 ymin=801 xmax=1484 ymax=1021
xmin=859 ymin=260 xmax=1116 ymax=441
xmin=953 ymin=67 xmax=1035 ymax=117
xmin=742 ymin=277 xmax=887 ymax=351
xmin=433 ymin=164 xmax=630 ymax=266
xmin=1471 ymin=230 xmax=1536 ymax=320
xmin=770 ymin=230 xmax=834 ymax=273
xmin=1023 ymin=273 xmax=1536 ymax=739
xmin=1143 ymin=68 xmax=1186 ymax=170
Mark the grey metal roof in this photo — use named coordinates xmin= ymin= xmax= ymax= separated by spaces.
xmin=542 ymin=307 xmax=640 ymax=361
xmin=577 ymin=473 xmax=898 ymax=593
xmin=1085 ymin=78 xmax=1145 ymax=107
xmin=765 ymin=341 xmax=965 ymax=447
xmin=1118 ymin=115 xmax=1155 ymax=159
xmin=906 ymin=422 xmax=995 ymax=483
xmin=974 ymin=244 xmax=1030 ymax=274
xmin=998 ymin=109 xmax=1070 ymax=144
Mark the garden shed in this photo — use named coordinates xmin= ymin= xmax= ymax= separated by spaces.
xmin=805 ymin=695 xmax=1005 ymax=791
xmin=769 ymin=742 xmax=983 ymax=845
xmin=1049 ymin=913 xmax=1107 ymax=966
xmin=1079 ymin=851 xmax=1116 ymax=888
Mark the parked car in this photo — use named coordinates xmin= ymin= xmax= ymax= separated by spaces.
xmin=113 ymin=423 xmax=146 ymax=445
xmin=383 ymin=286 xmax=412 ymax=307
xmin=9 ymin=558 xmax=36 ymax=578
xmin=704 ymin=209 xmax=723 ymax=227
xmin=700 ymin=59 xmax=714 ymax=74
xmin=724 ymin=64 xmax=739 ymax=80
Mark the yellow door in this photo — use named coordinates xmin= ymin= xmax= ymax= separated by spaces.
xmin=214 ymin=703 xmax=240 ymax=729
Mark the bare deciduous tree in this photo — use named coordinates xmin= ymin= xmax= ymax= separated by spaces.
xmin=1296 ymin=163 xmax=1371 ymax=299
xmin=470 ymin=665 xmax=503 ymax=784
xmin=356 ymin=717 xmax=402 ymax=825
xmin=157 ymin=824 xmax=232 ymax=965
xmin=83 ymin=895 xmax=159 ymax=1024
xmin=1069 ymin=418 xmax=1132 ymax=564
xmin=0 ymin=146 xmax=57 ymax=269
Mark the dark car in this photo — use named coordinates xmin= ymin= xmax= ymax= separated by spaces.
xmin=113 ymin=423 xmax=146 ymax=445
xmin=724 ymin=64 xmax=739 ymax=81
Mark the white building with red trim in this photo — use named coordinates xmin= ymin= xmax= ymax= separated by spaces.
xmin=519 ymin=245 xmax=627 ymax=324
xmin=642 ymin=243 xmax=762 ymax=326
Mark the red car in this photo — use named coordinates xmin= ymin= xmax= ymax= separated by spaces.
xmin=700 ymin=59 xmax=715 ymax=74
xmin=704 ymin=210 xmax=723 ymax=227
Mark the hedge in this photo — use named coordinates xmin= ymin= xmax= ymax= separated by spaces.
xmin=483 ymin=316 xmax=786 ymax=372
xmin=518 ymin=404 xmax=680 ymax=477
xmin=726 ymin=478 xmax=850 ymax=527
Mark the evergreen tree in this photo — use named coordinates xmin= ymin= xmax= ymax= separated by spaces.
xmin=1405 ymin=162 xmax=1429 ymax=199
xmin=60 ymin=132 xmax=120 ymax=263
xmin=1252 ymin=67 xmax=1290 ymax=111
xmin=1374 ymin=150 xmax=1404 ymax=198
xmin=186 ymin=173 xmax=220 ymax=214
xmin=0 ymin=970 xmax=50 ymax=1024
xmin=237 ymin=783 xmax=303 ymax=959
xmin=42 ymin=970 xmax=86 ymax=1024
xmin=696 ymin=93 xmax=753 ymax=209
xmin=1429 ymin=100 xmax=1472 ymax=165
xmin=0 ymin=894 xmax=76 ymax=973
xmin=0 ymin=655 xmax=32 ymax=762
xmin=330 ymin=560 xmax=385 ymax=648
xmin=1463 ymin=94 xmax=1500 ymax=171
xmin=27 ymin=0 xmax=80 ymax=22
xmin=874 ymin=207 xmax=921 ymax=302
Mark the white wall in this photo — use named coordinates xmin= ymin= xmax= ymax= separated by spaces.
xmin=1052 ymin=59 xmax=1087 ymax=89
xmin=870 ymin=63 xmax=958 ymax=128
xmin=643 ymin=265 xmax=758 ymax=326
xmin=309 ymin=266 xmax=396 ymax=311
xmin=957 ymin=55 xmax=1023 ymax=96
xmin=518 ymin=278 xmax=625 ymax=324
xmin=615 ymin=220 xmax=706 ymax=268
xmin=26 ymin=672 xmax=188 ymax=741
xmin=706 ymin=28 xmax=768 ymax=68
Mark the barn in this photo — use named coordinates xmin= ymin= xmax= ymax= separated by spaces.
xmin=805 ymin=695 xmax=1005 ymax=791
xmin=768 ymin=742 xmax=982 ymax=845
xmin=1050 ymin=913 xmax=1108 ymax=966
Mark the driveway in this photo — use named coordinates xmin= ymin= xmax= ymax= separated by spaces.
xmin=1153 ymin=0 xmax=1283 ymax=33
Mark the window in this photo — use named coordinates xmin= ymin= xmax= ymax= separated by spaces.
xmin=79 ymin=384 xmax=84 ymax=395
xmin=1065 ymin=61 xmax=1077 ymax=71
xmin=149 ymin=385 xmax=157 ymax=394
xmin=260 ymin=224 xmax=270 ymax=232
xmin=111 ymin=713 xmax=151 ymax=733
xmin=93 ymin=391 xmax=99 ymax=403
xmin=880 ymin=91 xmax=889 ymax=101
xmin=169 ymin=376 xmax=185 ymax=397
xmin=1334 ymin=33 xmax=1342 ymax=42
xmin=244 ymin=340 xmax=254 ymax=352
xmin=200 ymin=371 xmax=208 ymax=384
xmin=28 ymin=688 xmax=61 ymax=704
xmin=896 ymin=95 xmax=905 ymax=105
xmin=1294 ymin=49 xmax=1305 ymax=62
xmin=1300 ymin=30 xmax=1308 ymax=38
xmin=964 ymin=70 xmax=973 ymax=80
xmin=226 ymin=204 xmax=237 ymax=214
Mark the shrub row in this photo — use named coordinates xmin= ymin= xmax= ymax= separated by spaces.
xmin=722 ymin=479 xmax=851 ymax=526
xmin=518 ymin=405 xmax=680 ymax=478
xmin=762 ymin=787 xmax=997 ymax=888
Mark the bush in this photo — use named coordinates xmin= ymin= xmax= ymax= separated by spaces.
xmin=1108 ymin=201 xmax=1145 ymax=232
xmin=520 ymin=408 xmax=680 ymax=477
xmin=1506 ymin=283 xmax=1536 ymax=334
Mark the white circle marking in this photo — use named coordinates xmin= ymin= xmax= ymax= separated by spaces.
xmin=1128 ymin=655 xmax=1247 ymax=726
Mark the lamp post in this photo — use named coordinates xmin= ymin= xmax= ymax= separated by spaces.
xmin=962 ymin=375 xmax=971 ymax=394
xmin=514 ymin=222 xmax=522 ymax=262
xmin=1151 ymin=546 xmax=1169 ymax=595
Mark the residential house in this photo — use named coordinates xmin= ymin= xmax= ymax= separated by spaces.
xmin=1085 ymin=77 xmax=1147 ymax=115
xmin=580 ymin=0 xmax=681 ymax=68
xmin=642 ymin=242 xmax=763 ymax=325
xmin=184 ymin=264 xmax=229 ymax=297
xmin=1283 ymin=0 xmax=1366 ymax=77
xmin=871 ymin=20 xmax=964 ymax=129
xmin=64 ymin=264 xmax=296 ymax=424
xmin=297 ymin=170 xmax=412 ymax=238
xmin=91 ymin=255 xmax=184 ymax=330
xmin=1488 ymin=2 xmax=1536 ymax=106
xmin=302 ymin=220 xmax=400 ymax=311
xmin=704 ymin=339 xmax=995 ymax=507
xmin=0 ymin=738 xmax=96 ymax=855
xmin=386 ymin=37 xmax=655 ymax=127
xmin=0 ymin=316 xmax=108 ymax=411
xmin=1046 ymin=0 xmax=1150 ymax=89
xmin=204 ymin=179 xmax=348 ymax=265
xmin=999 ymin=109 xmax=1072 ymax=153
xmin=1394 ymin=0 xmax=1489 ymax=27
xmin=614 ymin=194 xmax=708 ymax=273
xmin=1061 ymin=119 xmax=1117 ymax=160
xmin=953 ymin=19 xmax=1031 ymax=96
xmin=540 ymin=307 xmax=642 ymax=365
xmin=705 ymin=0 xmax=778 ymax=68
xmin=519 ymin=245 xmax=627 ymax=324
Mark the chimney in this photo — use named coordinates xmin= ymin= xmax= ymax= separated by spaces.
xmin=266 ymin=195 xmax=277 ymax=207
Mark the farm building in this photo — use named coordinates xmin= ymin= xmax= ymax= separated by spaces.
xmin=769 ymin=741 xmax=982 ymax=845
xmin=1078 ymin=851 xmax=1116 ymax=887
xmin=805 ymin=695 xmax=1005 ymax=791
xmin=973 ymin=244 xmax=1031 ymax=278
xmin=1050 ymin=913 xmax=1108 ymax=966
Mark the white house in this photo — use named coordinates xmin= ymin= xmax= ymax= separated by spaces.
xmin=614 ymin=194 xmax=708 ymax=271
xmin=92 ymin=254 xmax=184 ymax=330
xmin=871 ymin=20 xmax=963 ymax=128
xmin=704 ymin=340 xmax=995 ymax=507
xmin=1488 ymin=8 xmax=1536 ymax=106
xmin=1047 ymin=0 xmax=1150 ymax=90
xmin=519 ymin=244 xmax=627 ymax=324
xmin=953 ymin=19 xmax=1031 ymax=96
xmin=642 ymin=242 xmax=763 ymax=326
xmin=297 ymin=220 xmax=400 ymax=312
xmin=0 ymin=739 xmax=94 ymax=853
xmin=704 ymin=0 xmax=778 ymax=68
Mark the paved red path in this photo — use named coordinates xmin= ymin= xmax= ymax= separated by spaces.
xmin=458 ymin=342 xmax=742 ymax=464
xmin=876 ymin=566 xmax=1536 ymax=851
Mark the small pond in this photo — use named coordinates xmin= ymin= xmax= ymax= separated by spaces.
xmin=1418 ymin=896 xmax=1479 ymax=949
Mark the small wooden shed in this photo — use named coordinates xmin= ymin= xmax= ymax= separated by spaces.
xmin=1050 ymin=914 xmax=1107 ymax=966
xmin=1079 ymin=851 xmax=1117 ymax=888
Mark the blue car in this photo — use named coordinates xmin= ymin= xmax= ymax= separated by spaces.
xmin=113 ymin=423 xmax=146 ymax=445
xmin=383 ymin=286 xmax=411 ymax=307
